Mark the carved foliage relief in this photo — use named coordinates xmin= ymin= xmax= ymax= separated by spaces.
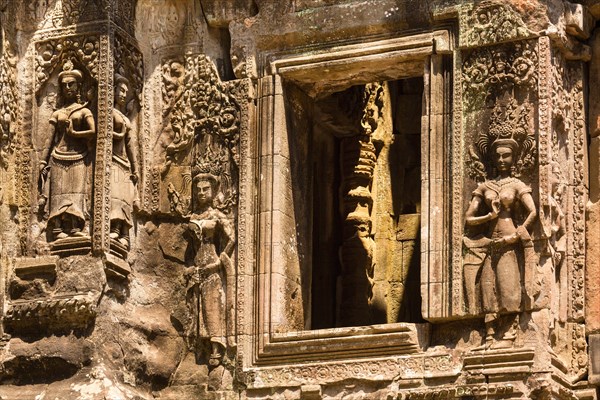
xmin=461 ymin=40 xmax=538 ymax=112
xmin=0 ymin=37 xmax=17 ymax=169
xmin=35 ymin=36 xmax=99 ymax=96
xmin=32 ymin=0 xmax=108 ymax=30
xmin=459 ymin=2 xmax=537 ymax=49
xmin=155 ymin=54 xmax=240 ymax=218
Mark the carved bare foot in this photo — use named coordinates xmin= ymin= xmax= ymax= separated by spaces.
xmin=209 ymin=351 xmax=222 ymax=367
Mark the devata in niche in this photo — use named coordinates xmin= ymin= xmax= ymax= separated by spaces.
xmin=463 ymin=99 xmax=537 ymax=349
xmin=39 ymin=60 xmax=96 ymax=241
xmin=185 ymin=166 xmax=235 ymax=367
xmin=110 ymin=74 xmax=138 ymax=250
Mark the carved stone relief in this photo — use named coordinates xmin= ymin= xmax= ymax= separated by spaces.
xmin=463 ymin=98 xmax=538 ymax=349
xmin=338 ymin=82 xmax=382 ymax=327
xmin=459 ymin=2 xmax=538 ymax=48
xmin=0 ymin=1 xmax=597 ymax=399
xmin=155 ymin=54 xmax=240 ymax=218
xmin=38 ymin=60 xmax=96 ymax=246
xmin=0 ymin=43 xmax=16 ymax=170
xmin=35 ymin=36 xmax=99 ymax=96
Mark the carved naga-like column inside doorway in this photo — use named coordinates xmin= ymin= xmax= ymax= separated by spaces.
xmin=338 ymin=83 xmax=383 ymax=327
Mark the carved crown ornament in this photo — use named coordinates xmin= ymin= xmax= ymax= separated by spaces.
xmin=466 ymin=98 xmax=536 ymax=182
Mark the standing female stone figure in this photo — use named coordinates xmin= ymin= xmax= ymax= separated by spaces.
xmin=186 ymin=173 xmax=234 ymax=366
xmin=110 ymin=75 xmax=138 ymax=248
xmin=39 ymin=60 xmax=95 ymax=240
xmin=464 ymin=137 xmax=537 ymax=348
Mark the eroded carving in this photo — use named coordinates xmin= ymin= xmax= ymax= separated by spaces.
xmin=462 ymin=40 xmax=538 ymax=109
xmin=464 ymin=99 xmax=537 ymax=349
xmin=156 ymin=54 xmax=240 ymax=216
xmin=459 ymin=2 xmax=536 ymax=48
xmin=185 ymin=166 xmax=235 ymax=369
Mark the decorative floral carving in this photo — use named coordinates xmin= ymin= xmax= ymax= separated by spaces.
xmin=408 ymin=384 xmax=516 ymax=399
xmin=35 ymin=35 xmax=99 ymax=95
xmin=0 ymin=42 xmax=16 ymax=168
xmin=244 ymin=354 xmax=457 ymax=388
xmin=462 ymin=41 xmax=538 ymax=108
xmin=548 ymin=47 xmax=586 ymax=321
xmin=460 ymin=2 xmax=535 ymax=48
xmin=570 ymin=323 xmax=587 ymax=379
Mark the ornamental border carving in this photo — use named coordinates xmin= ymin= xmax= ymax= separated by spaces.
xmin=243 ymin=354 xmax=457 ymax=389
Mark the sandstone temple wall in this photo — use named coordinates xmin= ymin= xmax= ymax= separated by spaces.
xmin=0 ymin=0 xmax=599 ymax=399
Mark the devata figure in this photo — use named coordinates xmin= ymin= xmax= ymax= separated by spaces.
xmin=463 ymin=101 xmax=537 ymax=349
xmin=186 ymin=172 xmax=235 ymax=367
xmin=110 ymin=74 xmax=138 ymax=248
xmin=39 ymin=60 xmax=96 ymax=240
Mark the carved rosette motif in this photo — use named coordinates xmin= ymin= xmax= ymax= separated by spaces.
xmin=459 ymin=2 xmax=536 ymax=49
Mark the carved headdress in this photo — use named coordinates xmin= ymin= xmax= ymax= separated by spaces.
xmin=468 ymin=98 xmax=536 ymax=181
xmin=58 ymin=60 xmax=83 ymax=82
xmin=192 ymin=148 xmax=225 ymax=189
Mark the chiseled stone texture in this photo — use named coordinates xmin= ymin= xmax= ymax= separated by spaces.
xmin=0 ymin=0 xmax=598 ymax=399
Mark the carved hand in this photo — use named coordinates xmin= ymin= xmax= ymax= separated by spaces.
xmin=39 ymin=162 xmax=49 ymax=178
xmin=130 ymin=173 xmax=139 ymax=185
xmin=188 ymin=222 xmax=201 ymax=237
xmin=489 ymin=199 xmax=500 ymax=219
